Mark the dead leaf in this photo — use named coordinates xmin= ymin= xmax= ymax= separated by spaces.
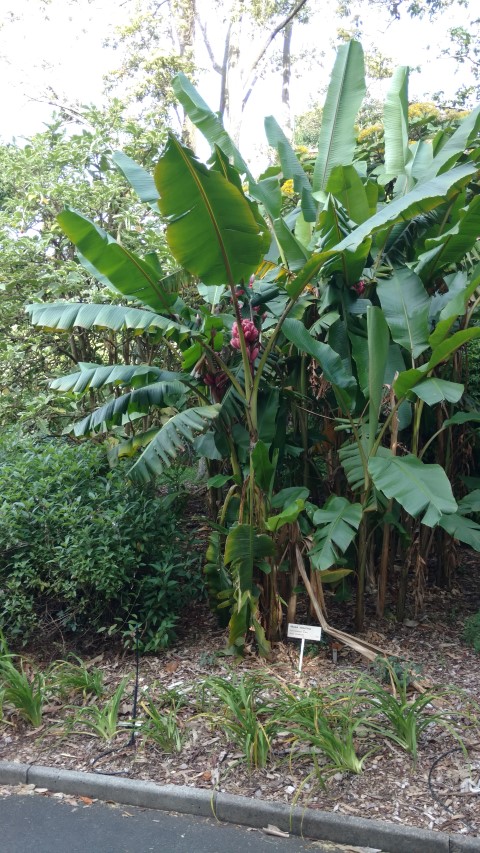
xmin=263 ymin=825 xmax=289 ymax=838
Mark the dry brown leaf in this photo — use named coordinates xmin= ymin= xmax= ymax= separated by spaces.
xmin=263 ymin=824 xmax=289 ymax=838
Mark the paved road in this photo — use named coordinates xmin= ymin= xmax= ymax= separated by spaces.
xmin=0 ymin=794 xmax=340 ymax=853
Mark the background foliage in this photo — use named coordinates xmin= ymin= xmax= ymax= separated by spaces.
xmin=0 ymin=430 xmax=201 ymax=651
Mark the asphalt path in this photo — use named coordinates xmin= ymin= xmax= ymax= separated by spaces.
xmin=0 ymin=794 xmax=339 ymax=853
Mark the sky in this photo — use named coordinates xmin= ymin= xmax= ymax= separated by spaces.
xmin=0 ymin=0 xmax=476 ymax=148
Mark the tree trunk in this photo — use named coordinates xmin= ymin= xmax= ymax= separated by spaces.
xmin=281 ymin=19 xmax=293 ymax=138
xmin=223 ymin=6 xmax=244 ymax=145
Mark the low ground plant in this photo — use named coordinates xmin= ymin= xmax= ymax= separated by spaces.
xmin=199 ymin=673 xmax=280 ymax=769
xmin=0 ymin=655 xmax=45 ymax=728
xmin=48 ymin=655 xmax=104 ymax=700
xmin=141 ymin=692 xmax=184 ymax=753
xmin=70 ymin=677 xmax=131 ymax=740
xmin=276 ymin=682 xmax=370 ymax=779
xmin=361 ymin=661 xmax=464 ymax=763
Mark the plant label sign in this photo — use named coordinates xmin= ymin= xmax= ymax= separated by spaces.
xmin=287 ymin=623 xmax=322 ymax=672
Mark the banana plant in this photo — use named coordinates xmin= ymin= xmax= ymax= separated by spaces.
xmin=28 ymin=39 xmax=480 ymax=649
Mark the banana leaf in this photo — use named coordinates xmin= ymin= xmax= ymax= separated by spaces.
xmin=26 ymin=302 xmax=190 ymax=338
xmin=313 ymin=40 xmax=366 ymax=193
xmin=415 ymin=196 xmax=480 ymax=283
xmin=264 ymin=116 xmax=316 ymax=222
xmin=383 ymin=67 xmax=410 ymax=185
xmin=129 ymin=405 xmax=221 ymax=482
xmin=326 ymin=165 xmax=372 ymax=224
xmin=57 ymin=208 xmax=176 ymax=313
xmin=438 ymin=513 xmax=480 ymax=551
xmin=420 ymin=105 xmax=480 ymax=182
xmin=112 ymin=150 xmax=160 ymax=209
xmin=155 ymin=135 xmax=270 ymax=286
xmin=282 ymin=318 xmax=357 ymax=411
xmin=50 ymin=363 xmax=180 ymax=394
xmin=377 ymin=268 xmax=430 ymax=359
xmin=73 ymin=380 xmax=186 ymax=435
xmin=334 ymin=163 xmax=476 ymax=254
xmin=173 ymin=73 xmax=250 ymax=176
xmin=309 ymin=495 xmax=362 ymax=570
xmin=368 ymin=449 xmax=457 ymax=526
xmin=410 ymin=377 xmax=464 ymax=405
xmin=224 ymin=524 xmax=275 ymax=595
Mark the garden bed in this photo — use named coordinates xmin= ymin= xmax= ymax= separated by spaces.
xmin=1 ymin=565 xmax=480 ymax=841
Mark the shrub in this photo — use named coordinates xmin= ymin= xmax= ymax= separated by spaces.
xmin=464 ymin=611 xmax=480 ymax=653
xmin=0 ymin=430 xmax=202 ymax=650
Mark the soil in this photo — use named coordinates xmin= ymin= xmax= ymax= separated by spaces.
xmin=1 ymin=551 xmax=480 ymax=842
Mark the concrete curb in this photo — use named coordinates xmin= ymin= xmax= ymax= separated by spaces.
xmin=0 ymin=762 xmax=478 ymax=852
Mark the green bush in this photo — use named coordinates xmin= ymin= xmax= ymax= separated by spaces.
xmin=0 ymin=430 xmax=202 ymax=650
xmin=464 ymin=611 xmax=480 ymax=653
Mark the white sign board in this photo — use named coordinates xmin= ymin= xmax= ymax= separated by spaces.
xmin=288 ymin=623 xmax=322 ymax=642
xmin=287 ymin=623 xmax=322 ymax=672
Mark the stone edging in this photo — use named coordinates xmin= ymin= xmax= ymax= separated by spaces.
xmin=0 ymin=762 xmax=478 ymax=853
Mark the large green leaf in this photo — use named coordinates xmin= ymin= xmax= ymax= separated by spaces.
xmin=73 ymin=381 xmax=186 ymax=435
xmin=309 ymin=495 xmax=363 ymax=570
xmin=420 ymin=105 xmax=480 ymax=182
xmin=444 ymin=411 xmax=480 ymax=428
xmin=368 ymin=449 xmax=457 ymax=526
xmin=264 ymin=116 xmax=316 ymax=222
xmin=427 ymin=327 xmax=480 ymax=372
xmin=415 ymin=197 xmax=480 ymax=283
xmin=326 ymin=165 xmax=372 ymax=224
xmin=26 ymin=302 xmax=190 ymax=338
xmin=272 ymin=218 xmax=310 ymax=271
xmin=282 ymin=318 xmax=357 ymax=411
xmin=265 ymin=499 xmax=305 ymax=532
xmin=428 ymin=266 xmax=480 ymax=348
xmin=57 ymin=208 xmax=176 ymax=313
xmin=410 ymin=378 xmax=464 ymax=405
xmin=406 ymin=139 xmax=433 ymax=185
xmin=50 ymin=363 xmax=179 ymax=394
xmin=338 ymin=437 xmax=368 ymax=492
xmin=129 ymin=405 xmax=221 ymax=482
xmin=438 ymin=513 xmax=480 ymax=551
xmin=285 ymin=250 xmax=336 ymax=299
xmin=457 ymin=490 xmax=480 ymax=515
xmin=334 ymin=164 xmax=476 ymax=253
xmin=112 ymin=151 xmax=160 ymax=209
xmin=155 ymin=135 xmax=270 ymax=286
xmin=377 ymin=268 xmax=430 ymax=359
xmin=251 ymin=440 xmax=276 ymax=493
xmin=313 ymin=40 xmax=366 ymax=192
xmin=172 ymin=73 xmax=283 ymax=221
xmin=173 ymin=73 xmax=250 ymax=176
xmin=224 ymin=524 xmax=275 ymax=595
xmin=383 ymin=67 xmax=410 ymax=184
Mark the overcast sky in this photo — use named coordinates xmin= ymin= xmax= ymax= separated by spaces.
xmin=0 ymin=0 xmax=476 ymax=146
